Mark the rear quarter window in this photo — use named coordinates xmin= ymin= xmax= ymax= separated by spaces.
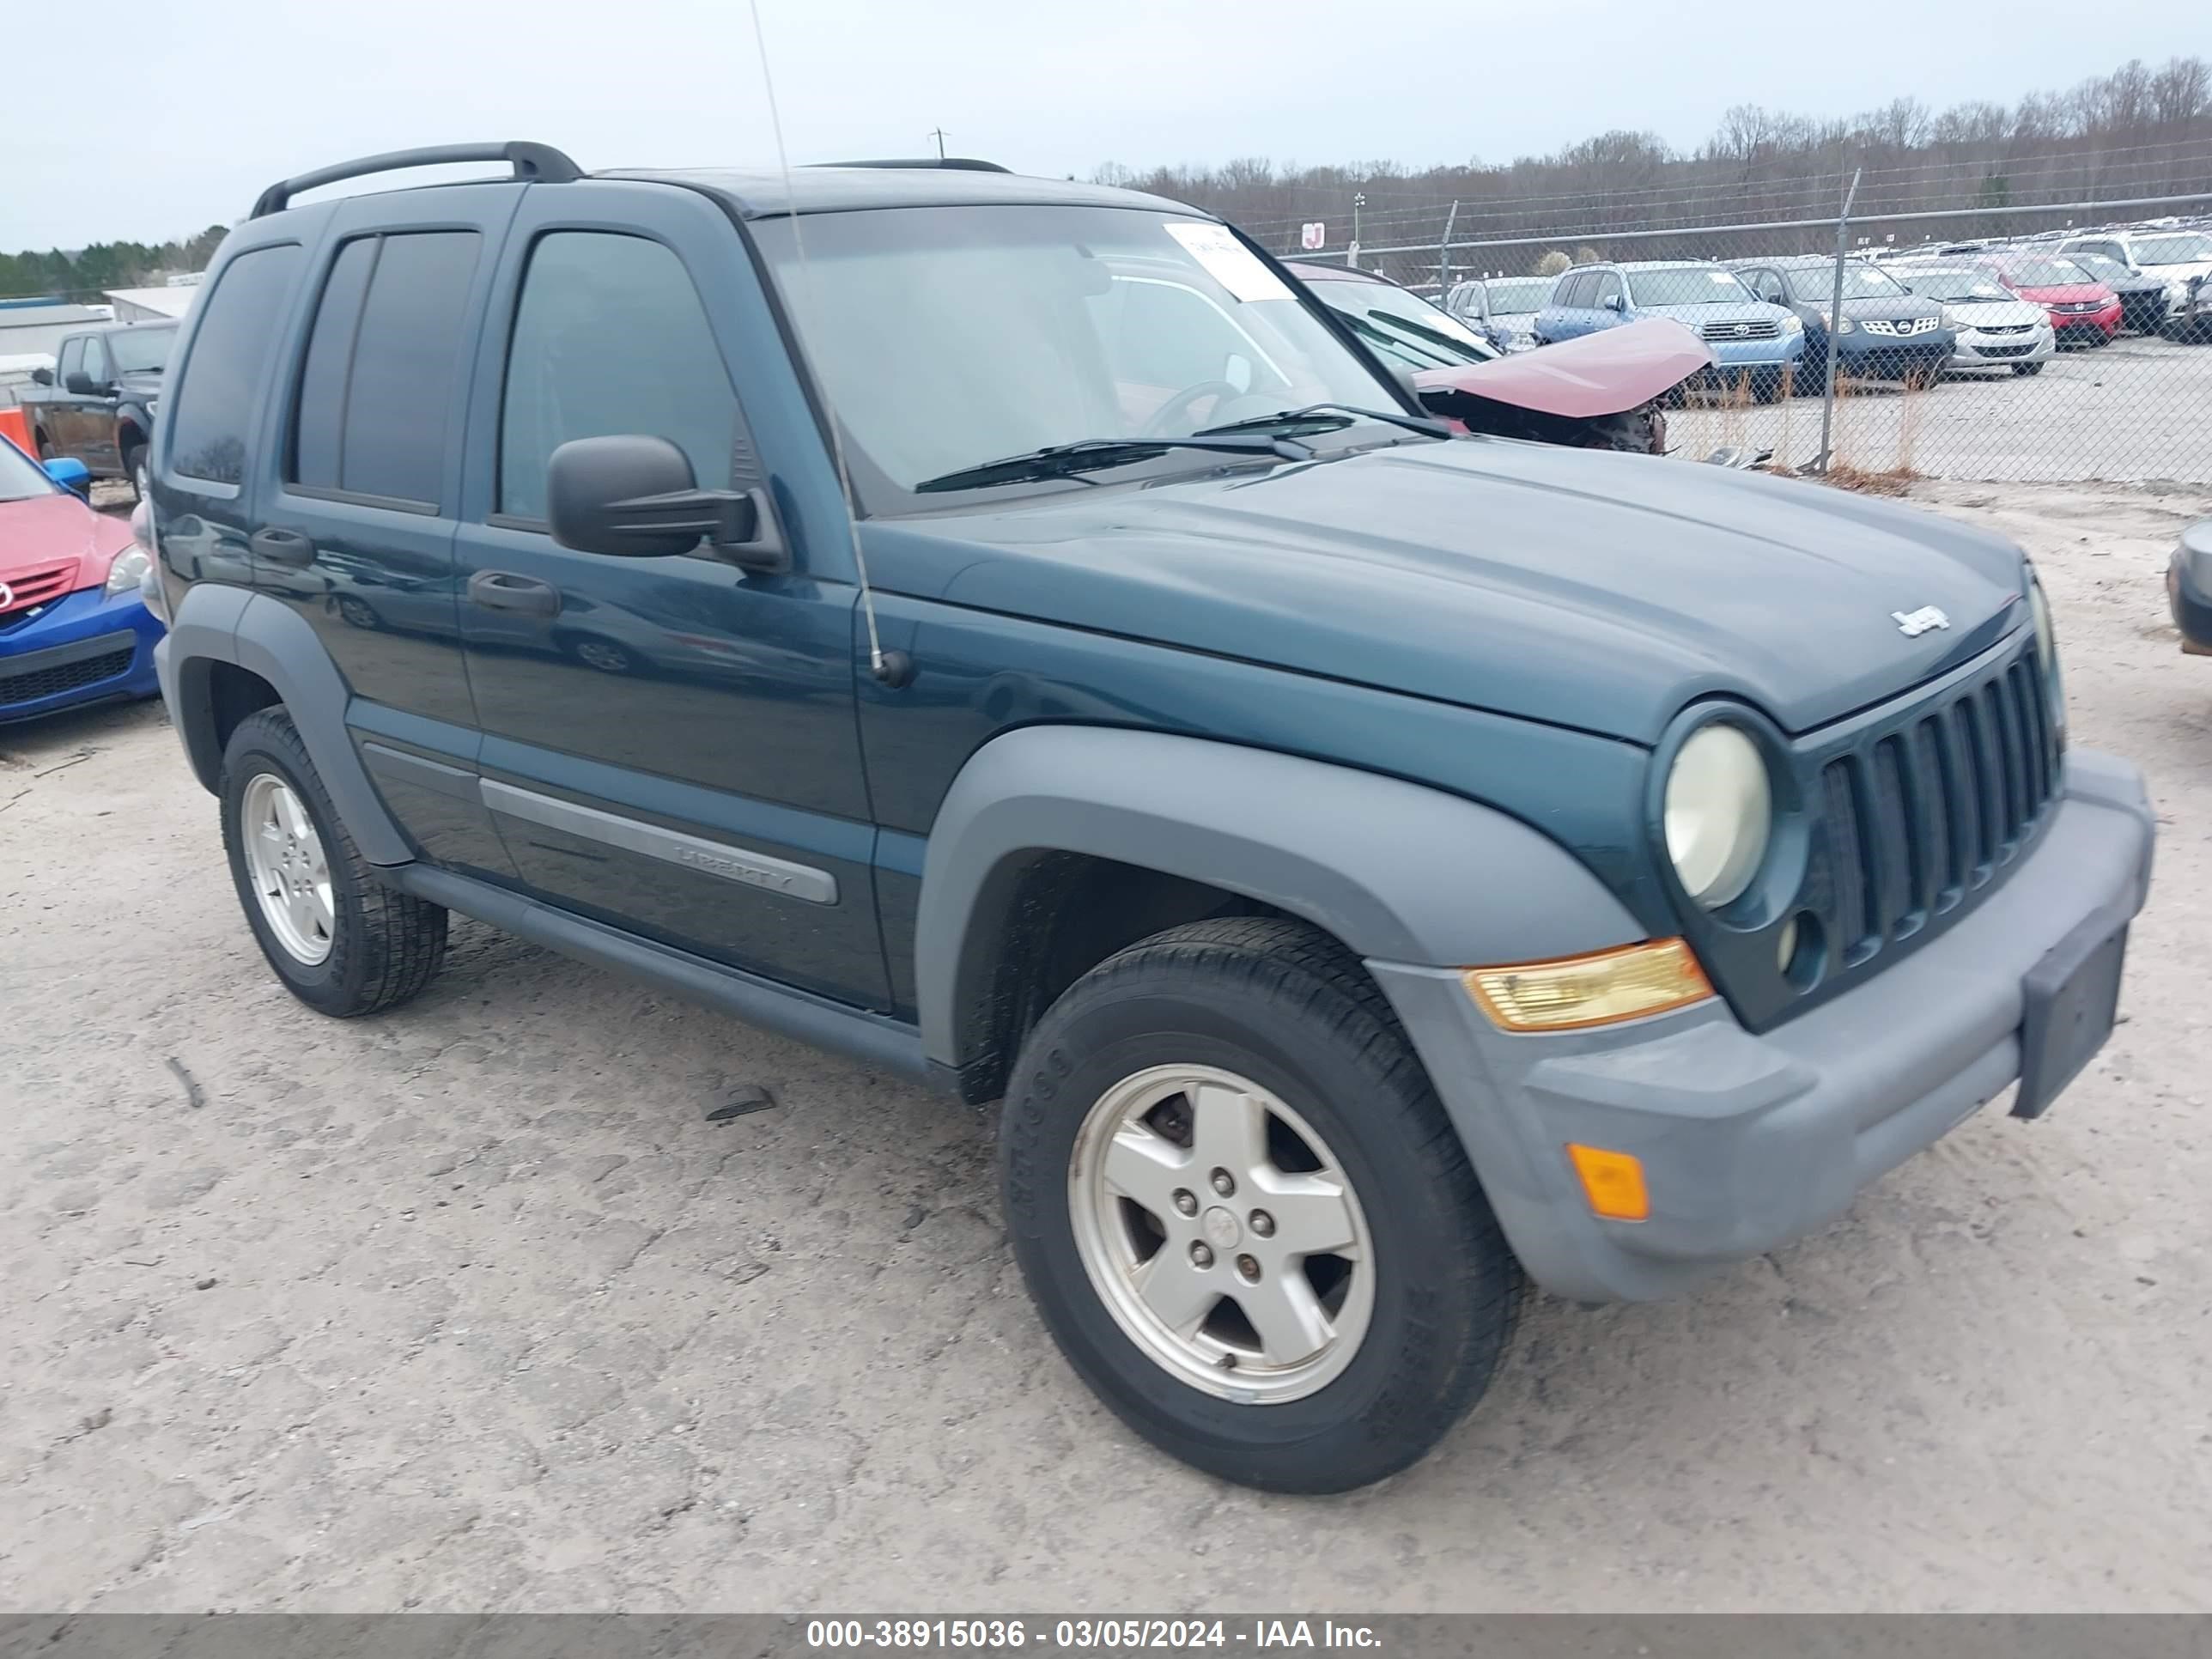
xmin=167 ymin=244 xmax=306 ymax=485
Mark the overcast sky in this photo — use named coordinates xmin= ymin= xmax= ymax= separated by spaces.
xmin=3 ymin=0 xmax=2191 ymax=250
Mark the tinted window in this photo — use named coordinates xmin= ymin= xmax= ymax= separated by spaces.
xmin=81 ymin=336 xmax=109 ymax=384
xmin=56 ymin=337 xmax=82 ymax=382
xmin=290 ymin=234 xmax=477 ymax=504
xmin=291 ymin=238 xmax=380 ymax=493
xmin=499 ymin=232 xmax=735 ymax=520
xmin=169 ymin=244 xmax=306 ymax=484
xmin=345 ymin=233 xmax=480 ymax=503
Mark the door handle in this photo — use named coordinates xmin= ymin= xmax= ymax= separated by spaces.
xmin=249 ymin=527 xmax=316 ymax=566
xmin=467 ymin=570 xmax=562 ymax=618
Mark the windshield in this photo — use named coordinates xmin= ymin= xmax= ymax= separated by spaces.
xmin=1304 ymin=276 xmax=1498 ymax=371
xmin=1782 ymin=263 xmax=1906 ymax=304
xmin=1482 ymin=278 xmax=1553 ymax=314
xmin=0 ymin=434 xmax=59 ymax=502
xmin=2134 ymin=233 xmax=2212 ymax=265
xmin=1901 ymin=268 xmax=2015 ymax=303
xmin=104 ymin=325 xmax=174 ymax=374
xmin=2069 ymin=253 xmax=2133 ymax=284
xmin=1997 ymin=257 xmax=2093 ymax=288
xmin=1626 ymin=266 xmax=1757 ymax=307
xmin=750 ymin=205 xmax=1402 ymax=504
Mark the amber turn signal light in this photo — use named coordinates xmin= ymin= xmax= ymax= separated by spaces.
xmin=1566 ymin=1144 xmax=1650 ymax=1222
xmin=1462 ymin=938 xmax=1714 ymax=1032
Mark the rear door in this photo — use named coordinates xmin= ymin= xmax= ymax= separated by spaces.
xmin=46 ymin=337 xmax=91 ymax=460
xmin=451 ymin=182 xmax=888 ymax=1010
xmin=246 ymin=185 xmax=526 ymax=877
xmin=76 ymin=334 xmax=120 ymax=471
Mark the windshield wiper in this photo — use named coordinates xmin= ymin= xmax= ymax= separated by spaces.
xmin=1195 ymin=400 xmax=1452 ymax=441
xmin=913 ymin=433 xmax=1312 ymax=495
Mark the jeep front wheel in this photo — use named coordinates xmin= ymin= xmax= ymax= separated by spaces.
xmin=1001 ymin=917 xmax=1521 ymax=1492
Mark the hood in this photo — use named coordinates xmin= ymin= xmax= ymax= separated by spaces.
xmin=1946 ymin=297 xmax=2045 ymax=325
xmin=872 ymin=440 xmax=2027 ymax=744
xmin=1411 ymin=318 xmax=1712 ymax=419
xmin=1636 ymin=301 xmax=1789 ymax=326
xmin=2137 ymin=258 xmax=2212 ymax=283
xmin=0 ymin=494 xmax=132 ymax=595
xmin=2007 ymin=279 xmax=2112 ymax=304
xmin=1832 ymin=295 xmax=1945 ymax=324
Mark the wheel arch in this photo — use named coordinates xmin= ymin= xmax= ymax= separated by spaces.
xmin=917 ymin=726 xmax=1646 ymax=1103
xmin=160 ymin=585 xmax=411 ymax=865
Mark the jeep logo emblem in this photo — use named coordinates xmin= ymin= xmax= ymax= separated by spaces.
xmin=1893 ymin=605 xmax=1951 ymax=637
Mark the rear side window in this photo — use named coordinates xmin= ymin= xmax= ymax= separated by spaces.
xmin=497 ymin=231 xmax=735 ymax=521
xmin=289 ymin=230 xmax=482 ymax=507
xmin=168 ymin=244 xmax=305 ymax=484
xmin=1555 ymin=273 xmax=1592 ymax=308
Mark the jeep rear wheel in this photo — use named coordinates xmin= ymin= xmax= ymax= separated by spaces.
xmin=1001 ymin=917 xmax=1522 ymax=1492
xmin=220 ymin=708 xmax=447 ymax=1017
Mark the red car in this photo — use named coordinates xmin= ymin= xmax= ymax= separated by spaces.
xmin=1987 ymin=252 xmax=2122 ymax=345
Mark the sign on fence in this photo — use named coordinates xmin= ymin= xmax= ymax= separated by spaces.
xmin=1299 ymin=222 xmax=1326 ymax=251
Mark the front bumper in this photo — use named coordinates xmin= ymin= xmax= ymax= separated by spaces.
xmin=0 ymin=585 xmax=164 ymax=723
xmin=1833 ymin=331 xmax=1954 ymax=375
xmin=1370 ymin=750 xmax=2154 ymax=1304
xmin=1696 ymin=333 xmax=1807 ymax=372
xmin=2048 ymin=304 xmax=2121 ymax=338
xmin=2169 ymin=529 xmax=2212 ymax=653
xmin=1948 ymin=325 xmax=2055 ymax=366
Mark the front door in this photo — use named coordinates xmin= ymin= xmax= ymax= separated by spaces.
xmin=74 ymin=334 xmax=120 ymax=472
xmin=452 ymin=184 xmax=887 ymax=1010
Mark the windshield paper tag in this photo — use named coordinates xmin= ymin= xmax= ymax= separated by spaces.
xmin=1165 ymin=221 xmax=1292 ymax=303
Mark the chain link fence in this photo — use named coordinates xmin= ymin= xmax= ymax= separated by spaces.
xmin=1259 ymin=178 xmax=2212 ymax=484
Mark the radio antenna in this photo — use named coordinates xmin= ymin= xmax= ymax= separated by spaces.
xmin=745 ymin=0 xmax=903 ymax=684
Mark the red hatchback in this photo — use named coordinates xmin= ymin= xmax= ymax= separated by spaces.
xmin=1988 ymin=252 xmax=2122 ymax=344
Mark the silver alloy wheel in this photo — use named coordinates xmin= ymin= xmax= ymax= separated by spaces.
xmin=240 ymin=773 xmax=334 ymax=965
xmin=574 ymin=640 xmax=633 ymax=673
xmin=1067 ymin=1064 xmax=1374 ymax=1403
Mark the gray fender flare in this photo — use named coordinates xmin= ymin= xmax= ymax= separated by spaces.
xmin=159 ymin=585 xmax=412 ymax=866
xmin=915 ymin=725 xmax=1644 ymax=1072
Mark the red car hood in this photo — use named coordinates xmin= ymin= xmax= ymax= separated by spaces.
xmin=0 ymin=494 xmax=133 ymax=594
xmin=1412 ymin=319 xmax=1714 ymax=419
xmin=2007 ymin=280 xmax=2113 ymax=305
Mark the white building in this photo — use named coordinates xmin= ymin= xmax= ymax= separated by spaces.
xmin=0 ymin=302 xmax=111 ymax=361
xmin=105 ymin=286 xmax=198 ymax=324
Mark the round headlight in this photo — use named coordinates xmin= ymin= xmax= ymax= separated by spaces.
xmin=2027 ymin=573 xmax=2064 ymax=730
xmin=1664 ymin=723 xmax=1773 ymax=909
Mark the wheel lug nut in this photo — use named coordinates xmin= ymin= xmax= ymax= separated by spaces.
xmin=1210 ymin=1168 xmax=1235 ymax=1197
xmin=1189 ymin=1242 xmax=1214 ymax=1269
xmin=1237 ymin=1254 xmax=1261 ymax=1281
xmin=1172 ymin=1189 xmax=1197 ymax=1217
xmin=1250 ymin=1211 xmax=1275 ymax=1237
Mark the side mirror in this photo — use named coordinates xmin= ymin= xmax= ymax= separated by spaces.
xmin=44 ymin=457 xmax=92 ymax=497
xmin=30 ymin=366 xmax=52 ymax=386
xmin=546 ymin=434 xmax=785 ymax=573
xmin=1602 ymin=293 xmax=1626 ymax=312
xmin=64 ymin=371 xmax=99 ymax=396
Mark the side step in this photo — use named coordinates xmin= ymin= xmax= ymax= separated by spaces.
xmin=383 ymin=863 xmax=936 ymax=1088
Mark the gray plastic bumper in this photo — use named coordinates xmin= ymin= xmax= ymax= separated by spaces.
xmin=1370 ymin=749 xmax=2155 ymax=1304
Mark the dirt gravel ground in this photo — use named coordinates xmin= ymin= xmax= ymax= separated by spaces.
xmin=3 ymin=480 xmax=2209 ymax=1614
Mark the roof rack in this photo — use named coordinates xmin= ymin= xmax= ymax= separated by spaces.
xmin=250 ymin=141 xmax=583 ymax=219
xmin=810 ymin=157 xmax=1012 ymax=173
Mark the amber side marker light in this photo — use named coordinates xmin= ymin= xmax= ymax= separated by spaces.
xmin=1462 ymin=938 xmax=1715 ymax=1033
xmin=1567 ymin=1144 xmax=1650 ymax=1222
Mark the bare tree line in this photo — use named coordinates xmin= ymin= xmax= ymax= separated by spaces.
xmin=1096 ymin=56 xmax=2212 ymax=277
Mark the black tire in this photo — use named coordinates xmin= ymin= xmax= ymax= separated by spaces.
xmin=1001 ymin=917 xmax=1522 ymax=1493
xmin=122 ymin=440 xmax=147 ymax=502
xmin=32 ymin=428 xmax=52 ymax=461
xmin=2013 ymin=361 xmax=2045 ymax=377
xmin=335 ymin=594 xmax=382 ymax=631
xmin=220 ymin=708 xmax=447 ymax=1017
